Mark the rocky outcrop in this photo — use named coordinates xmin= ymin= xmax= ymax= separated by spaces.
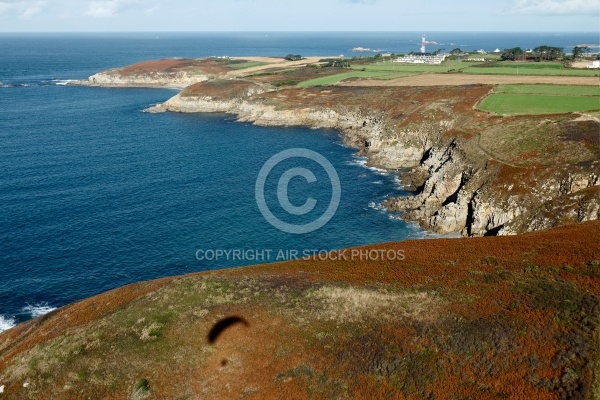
xmin=385 ymin=138 xmax=480 ymax=234
xmin=483 ymin=169 xmax=600 ymax=236
xmin=387 ymin=143 xmax=600 ymax=236
xmin=75 ymin=71 xmax=211 ymax=88
xmin=149 ymin=91 xmax=438 ymax=169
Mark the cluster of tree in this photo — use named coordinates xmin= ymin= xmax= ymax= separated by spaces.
xmin=572 ymin=46 xmax=590 ymax=60
xmin=533 ymin=46 xmax=564 ymax=61
xmin=284 ymin=54 xmax=303 ymax=61
xmin=500 ymin=47 xmax=525 ymax=61
xmin=317 ymin=58 xmax=351 ymax=68
xmin=500 ymin=45 xmax=564 ymax=61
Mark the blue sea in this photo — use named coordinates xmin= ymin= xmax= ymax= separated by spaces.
xmin=1 ymin=32 xmax=597 ymax=331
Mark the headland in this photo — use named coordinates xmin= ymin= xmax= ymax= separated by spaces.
xmin=73 ymin=55 xmax=600 ymax=237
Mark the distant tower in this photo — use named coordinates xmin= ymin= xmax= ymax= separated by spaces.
xmin=420 ymin=34 xmax=426 ymax=54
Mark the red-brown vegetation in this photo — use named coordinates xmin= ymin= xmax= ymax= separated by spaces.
xmin=181 ymin=80 xmax=258 ymax=99
xmin=115 ymin=58 xmax=233 ymax=76
xmin=1 ymin=222 xmax=598 ymax=399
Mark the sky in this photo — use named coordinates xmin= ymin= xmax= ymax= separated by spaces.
xmin=0 ymin=0 xmax=598 ymax=32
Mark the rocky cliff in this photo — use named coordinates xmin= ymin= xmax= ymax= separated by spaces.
xmin=72 ymin=58 xmax=237 ymax=88
xmin=80 ymin=70 xmax=210 ymax=88
xmin=386 ymin=138 xmax=599 ymax=236
xmin=145 ymin=80 xmax=599 ymax=237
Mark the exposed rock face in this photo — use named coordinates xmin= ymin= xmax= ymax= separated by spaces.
xmin=387 ymin=143 xmax=600 ymax=237
xmin=492 ymin=172 xmax=600 ymax=235
xmin=150 ymin=90 xmax=432 ymax=169
xmin=86 ymin=71 xmax=600 ymax=237
xmin=78 ymin=71 xmax=211 ymax=88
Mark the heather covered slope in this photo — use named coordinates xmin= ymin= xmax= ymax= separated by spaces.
xmin=1 ymin=221 xmax=599 ymax=399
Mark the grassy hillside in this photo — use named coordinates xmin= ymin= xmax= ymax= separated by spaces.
xmin=1 ymin=221 xmax=599 ymax=399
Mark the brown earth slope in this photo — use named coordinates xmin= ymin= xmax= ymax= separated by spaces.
xmin=1 ymin=221 xmax=599 ymax=399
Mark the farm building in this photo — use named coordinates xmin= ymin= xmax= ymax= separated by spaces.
xmin=393 ymin=54 xmax=448 ymax=65
xmin=588 ymin=60 xmax=600 ymax=69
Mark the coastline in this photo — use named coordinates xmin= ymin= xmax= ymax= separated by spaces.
xmin=2 ymin=26 xmax=600 ymax=398
xmin=69 ymin=56 xmax=599 ymax=237
xmin=1 ymin=51 xmax=599 ymax=398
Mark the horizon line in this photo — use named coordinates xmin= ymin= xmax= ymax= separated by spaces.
xmin=0 ymin=30 xmax=598 ymax=34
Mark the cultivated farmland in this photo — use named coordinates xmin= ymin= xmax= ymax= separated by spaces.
xmin=478 ymin=84 xmax=600 ymax=115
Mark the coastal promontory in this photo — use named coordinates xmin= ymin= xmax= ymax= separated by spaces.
xmin=75 ymin=56 xmax=600 ymax=237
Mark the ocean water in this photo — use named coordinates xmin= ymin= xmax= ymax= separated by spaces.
xmin=0 ymin=32 xmax=597 ymax=331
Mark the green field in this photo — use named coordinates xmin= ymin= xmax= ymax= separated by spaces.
xmin=227 ymin=61 xmax=268 ymax=70
xmin=479 ymin=93 xmax=600 ymax=115
xmin=464 ymin=67 xmax=599 ymax=76
xmin=297 ymin=70 xmax=411 ymax=87
xmin=496 ymin=85 xmax=600 ymax=96
xmin=355 ymin=59 xmax=600 ymax=77
xmin=494 ymin=61 xmax=564 ymax=69
xmin=350 ymin=59 xmax=467 ymax=73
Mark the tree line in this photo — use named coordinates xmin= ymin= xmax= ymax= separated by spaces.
xmin=500 ymin=45 xmax=591 ymax=62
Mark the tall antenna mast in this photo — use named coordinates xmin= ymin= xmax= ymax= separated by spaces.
xmin=421 ymin=34 xmax=426 ymax=54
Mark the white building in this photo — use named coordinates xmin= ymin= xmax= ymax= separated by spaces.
xmin=588 ymin=60 xmax=600 ymax=69
xmin=393 ymin=54 xmax=448 ymax=65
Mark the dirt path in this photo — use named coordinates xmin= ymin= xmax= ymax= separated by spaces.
xmin=227 ymin=56 xmax=335 ymax=76
xmin=475 ymin=134 xmax=526 ymax=169
xmin=339 ymin=73 xmax=600 ymax=87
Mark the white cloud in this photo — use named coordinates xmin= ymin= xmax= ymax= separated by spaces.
xmin=0 ymin=0 xmax=43 ymax=18
xmin=341 ymin=0 xmax=376 ymax=4
xmin=84 ymin=0 xmax=120 ymax=18
xmin=509 ymin=0 xmax=599 ymax=15
xmin=83 ymin=0 xmax=153 ymax=18
xmin=0 ymin=2 xmax=11 ymax=14
xmin=21 ymin=1 xmax=43 ymax=18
